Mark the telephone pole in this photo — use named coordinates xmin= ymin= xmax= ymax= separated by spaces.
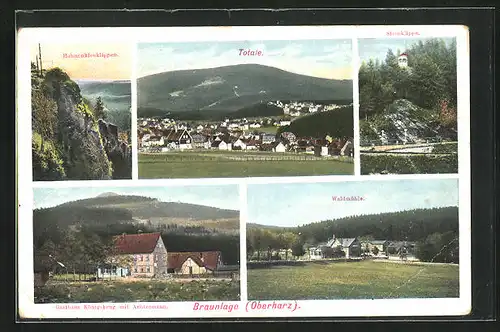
xmin=38 ymin=43 xmax=43 ymax=76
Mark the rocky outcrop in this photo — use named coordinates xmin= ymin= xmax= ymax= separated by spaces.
xmin=361 ymin=99 xmax=441 ymax=144
xmin=32 ymin=68 xmax=131 ymax=180
xmin=98 ymin=119 xmax=132 ymax=179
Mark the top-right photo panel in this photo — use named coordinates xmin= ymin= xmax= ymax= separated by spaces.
xmin=358 ymin=37 xmax=458 ymax=175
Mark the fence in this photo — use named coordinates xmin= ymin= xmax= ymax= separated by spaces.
xmin=170 ymin=271 xmax=239 ymax=279
xmin=360 ymin=137 xmax=448 ymax=147
xmin=141 ymin=154 xmax=354 ymax=163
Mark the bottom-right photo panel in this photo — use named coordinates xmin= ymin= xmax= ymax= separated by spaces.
xmin=246 ymin=177 xmax=459 ymax=301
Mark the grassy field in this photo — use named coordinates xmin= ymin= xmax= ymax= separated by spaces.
xmin=247 ymin=260 xmax=459 ymax=300
xmin=257 ymin=126 xmax=279 ymax=134
xmin=35 ymin=279 xmax=240 ymax=303
xmin=139 ymin=152 xmax=354 ymax=178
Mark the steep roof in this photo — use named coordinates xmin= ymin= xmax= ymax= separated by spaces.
xmin=113 ymin=232 xmax=161 ymax=255
xmin=167 ymin=251 xmax=221 ymax=271
xmin=162 ymin=129 xmax=190 ymax=141
xmin=370 ymin=240 xmax=389 ymax=245
xmin=326 ymin=237 xmax=358 ymax=248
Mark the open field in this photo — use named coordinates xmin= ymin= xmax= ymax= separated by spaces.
xmin=257 ymin=126 xmax=279 ymax=134
xmin=139 ymin=152 xmax=354 ymax=178
xmin=247 ymin=260 xmax=459 ymax=300
xmin=35 ymin=279 xmax=240 ymax=303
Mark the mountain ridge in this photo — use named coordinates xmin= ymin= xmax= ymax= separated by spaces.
xmin=138 ymin=63 xmax=353 ymax=118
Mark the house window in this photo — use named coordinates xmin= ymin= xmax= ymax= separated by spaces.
xmin=134 ymin=268 xmax=137 ymax=273
xmin=146 ymin=255 xmax=149 ymax=262
xmin=140 ymin=255 xmax=143 ymax=261
xmin=146 ymin=267 xmax=150 ymax=273
xmin=141 ymin=268 xmax=144 ymax=273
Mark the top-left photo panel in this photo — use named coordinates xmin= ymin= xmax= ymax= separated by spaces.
xmin=30 ymin=43 xmax=132 ymax=181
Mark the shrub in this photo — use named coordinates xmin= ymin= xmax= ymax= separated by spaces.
xmin=360 ymin=153 xmax=458 ymax=174
xmin=32 ymin=132 xmax=66 ymax=180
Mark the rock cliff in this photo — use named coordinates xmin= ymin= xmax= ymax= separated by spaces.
xmin=32 ymin=68 xmax=131 ymax=180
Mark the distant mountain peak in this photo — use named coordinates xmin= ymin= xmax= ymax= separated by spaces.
xmin=97 ymin=192 xmax=120 ymax=198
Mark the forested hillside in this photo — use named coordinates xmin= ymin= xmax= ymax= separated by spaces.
xmin=277 ymin=105 xmax=354 ymax=138
xmin=359 ymin=38 xmax=457 ymax=142
xmin=247 ymin=207 xmax=459 ymax=263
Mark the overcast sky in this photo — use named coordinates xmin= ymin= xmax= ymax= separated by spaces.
xmin=247 ymin=178 xmax=459 ymax=227
xmin=137 ymin=39 xmax=353 ymax=80
xmin=33 ymin=185 xmax=239 ymax=211
xmin=358 ymin=37 xmax=455 ymax=64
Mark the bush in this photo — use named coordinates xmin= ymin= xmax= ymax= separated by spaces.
xmin=32 ymin=132 xmax=66 ymax=180
xmin=361 ymin=153 xmax=458 ymax=174
xmin=431 ymin=142 xmax=458 ymax=154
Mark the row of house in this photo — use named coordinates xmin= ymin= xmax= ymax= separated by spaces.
xmin=138 ymin=126 xmax=354 ymax=157
xmin=95 ymin=232 xmax=237 ymax=279
xmin=308 ymin=234 xmax=416 ymax=260
xmin=34 ymin=233 xmax=236 ymax=284
xmin=268 ymin=100 xmax=350 ymax=117
xmin=139 ymin=116 xmax=289 ymax=135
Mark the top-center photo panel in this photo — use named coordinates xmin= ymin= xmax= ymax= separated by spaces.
xmin=137 ymin=39 xmax=354 ymax=179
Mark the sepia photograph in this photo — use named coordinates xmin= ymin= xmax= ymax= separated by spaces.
xmin=358 ymin=38 xmax=458 ymax=175
xmin=31 ymin=43 xmax=132 ymax=181
xmin=137 ymin=39 xmax=355 ymax=178
xmin=32 ymin=185 xmax=240 ymax=303
xmin=246 ymin=178 xmax=459 ymax=300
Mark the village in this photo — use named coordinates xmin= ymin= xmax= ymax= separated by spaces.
xmin=248 ymin=234 xmax=418 ymax=263
xmin=305 ymin=234 xmax=417 ymax=261
xmin=35 ymin=232 xmax=240 ymax=287
xmin=138 ymin=101 xmax=354 ymax=158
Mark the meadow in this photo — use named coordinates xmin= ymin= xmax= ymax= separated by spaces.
xmin=35 ymin=279 xmax=240 ymax=303
xmin=139 ymin=151 xmax=354 ymax=178
xmin=247 ymin=260 xmax=459 ymax=300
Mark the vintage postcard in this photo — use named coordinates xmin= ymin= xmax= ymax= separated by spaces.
xmin=16 ymin=25 xmax=470 ymax=319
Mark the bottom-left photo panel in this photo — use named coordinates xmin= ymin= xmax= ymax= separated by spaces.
xmin=30 ymin=183 xmax=241 ymax=305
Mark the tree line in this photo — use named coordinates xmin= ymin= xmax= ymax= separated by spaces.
xmin=247 ymin=207 xmax=459 ymax=263
xmin=246 ymin=228 xmax=305 ymax=261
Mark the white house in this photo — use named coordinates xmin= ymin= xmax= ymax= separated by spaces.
xmin=211 ymin=140 xmax=231 ymax=150
xmin=271 ymin=141 xmax=286 ymax=153
xmin=143 ymin=136 xmax=164 ymax=147
xmin=308 ymin=247 xmax=323 ymax=260
xmin=232 ymin=138 xmax=247 ymax=150
xmin=279 ymin=120 xmax=291 ymax=126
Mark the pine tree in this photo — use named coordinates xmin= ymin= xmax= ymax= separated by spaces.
xmin=93 ymin=97 xmax=106 ymax=120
